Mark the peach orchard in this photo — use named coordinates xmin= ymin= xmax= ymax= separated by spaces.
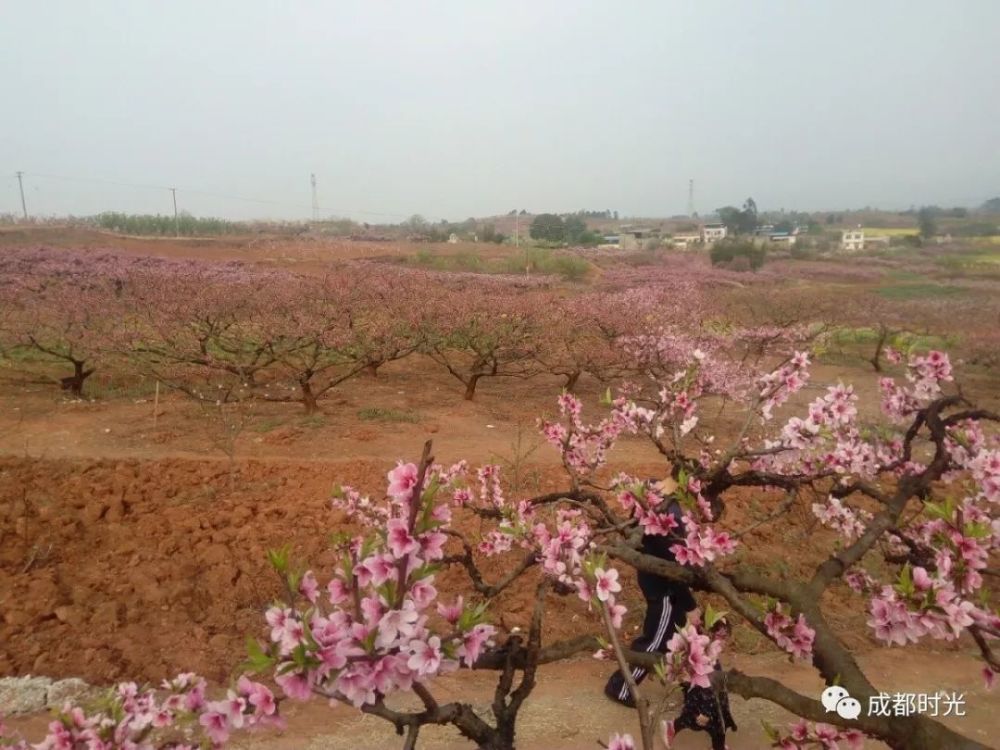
xmin=0 ymin=247 xmax=997 ymax=750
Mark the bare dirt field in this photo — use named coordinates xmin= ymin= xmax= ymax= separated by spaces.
xmin=1 ymin=228 xmax=997 ymax=749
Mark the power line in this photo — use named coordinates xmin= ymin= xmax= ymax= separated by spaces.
xmin=23 ymin=171 xmax=172 ymax=192
xmin=23 ymin=171 xmax=312 ymax=211
xmin=16 ymin=170 xmax=441 ymax=221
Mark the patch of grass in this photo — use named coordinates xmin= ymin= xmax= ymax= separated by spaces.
xmin=298 ymin=414 xmax=328 ymax=429
xmin=503 ymin=247 xmax=591 ymax=281
xmin=876 ymin=283 xmax=965 ymax=300
xmin=252 ymin=417 xmax=285 ymax=433
xmin=830 ymin=326 xmax=880 ymax=345
xmin=397 ymin=244 xmax=592 ymax=281
xmin=357 ymin=407 xmax=420 ymax=424
xmin=410 ymin=250 xmax=485 ymax=272
xmin=0 ymin=349 xmax=42 ymax=365
xmin=895 ymin=331 xmax=955 ymax=351
xmin=548 ymin=254 xmax=591 ymax=281
xmin=0 ymin=364 xmax=161 ymax=401
xmin=885 ymin=269 xmax=928 ymax=282
xmin=827 ymin=327 xmax=953 ymax=353
xmin=934 ymin=247 xmax=1000 ymax=279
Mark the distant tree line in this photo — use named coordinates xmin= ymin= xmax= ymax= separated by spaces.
xmin=911 ymin=206 xmax=1000 ymax=239
xmin=401 ymin=214 xmax=507 ymax=244
xmin=715 ymin=197 xmax=759 ymax=235
xmin=571 ymin=209 xmax=618 ymax=219
xmin=93 ymin=212 xmax=249 ymax=236
xmin=529 ymin=214 xmax=602 ymax=246
xmin=899 ymin=205 xmax=969 ymax=219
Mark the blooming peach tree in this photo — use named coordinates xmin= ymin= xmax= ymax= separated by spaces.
xmin=538 ymin=342 xmax=998 ymax=750
xmin=241 ymin=441 xmax=641 ymax=750
xmin=0 ymin=674 xmax=279 ymax=749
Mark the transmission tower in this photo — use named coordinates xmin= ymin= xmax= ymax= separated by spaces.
xmin=687 ymin=178 xmax=695 ymax=218
xmin=310 ymin=173 xmax=319 ymax=221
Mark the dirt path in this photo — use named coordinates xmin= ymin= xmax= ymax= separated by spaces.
xmin=7 ymin=354 xmax=994 ymax=469
xmin=223 ymin=650 xmax=997 ymax=749
xmin=10 ymin=651 xmax=990 ymax=749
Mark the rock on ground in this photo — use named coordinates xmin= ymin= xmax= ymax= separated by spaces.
xmin=0 ymin=676 xmax=94 ymax=716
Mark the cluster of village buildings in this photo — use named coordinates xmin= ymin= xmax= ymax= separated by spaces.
xmin=602 ymin=224 xmax=886 ymax=252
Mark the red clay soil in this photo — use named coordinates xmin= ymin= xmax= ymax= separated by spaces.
xmin=0 ymin=445 xmax=912 ymax=688
xmin=0 ymin=455 xmax=637 ymax=684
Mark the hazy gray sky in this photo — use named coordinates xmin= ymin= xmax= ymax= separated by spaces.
xmin=2 ymin=1 xmax=998 ymax=221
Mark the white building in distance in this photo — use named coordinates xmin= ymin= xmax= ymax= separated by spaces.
xmin=671 ymin=231 xmax=702 ymax=249
xmin=841 ymin=229 xmax=865 ymax=252
xmin=702 ymin=223 xmax=728 ymax=243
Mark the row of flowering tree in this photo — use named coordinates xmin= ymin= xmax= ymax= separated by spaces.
xmin=4 ymin=333 xmax=996 ymax=749
xmin=4 ymin=246 xmax=997 ymax=407
xmin=0 ymin=248 xmax=731 ymax=410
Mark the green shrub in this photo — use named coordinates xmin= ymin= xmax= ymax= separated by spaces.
xmin=550 ymin=254 xmax=590 ymax=281
xmin=410 ymin=251 xmax=484 ymax=272
xmin=710 ymin=239 xmax=766 ymax=271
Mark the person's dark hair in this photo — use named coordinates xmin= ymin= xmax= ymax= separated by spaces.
xmin=646 ymin=475 xmax=725 ymax=521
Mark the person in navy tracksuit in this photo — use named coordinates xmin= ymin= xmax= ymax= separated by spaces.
xmin=603 ymin=495 xmax=694 ymax=706
xmin=603 ymin=481 xmax=736 ymax=750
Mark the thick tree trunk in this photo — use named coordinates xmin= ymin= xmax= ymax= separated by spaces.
xmin=721 ymin=670 xmax=991 ymax=750
xmin=564 ymin=370 xmax=581 ymax=392
xmin=366 ymin=362 xmax=380 ymax=378
xmin=60 ymin=361 xmax=94 ymax=397
xmin=463 ymin=374 xmax=481 ymax=401
xmin=299 ymin=379 xmax=319 ymax=414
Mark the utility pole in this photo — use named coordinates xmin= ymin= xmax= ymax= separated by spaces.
xmin=170 ymin=188 xmax=179 ymax=237
xmin=15 ymin=171 xmax=27 ymax=220
xmin=310 ymin=173 xmax=319 ymax=221
xmin=687 ymin=178 xmax=695 ymax=218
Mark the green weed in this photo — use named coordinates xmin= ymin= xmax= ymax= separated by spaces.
xmin=357 ymin=407 xmax=420 ymax=424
